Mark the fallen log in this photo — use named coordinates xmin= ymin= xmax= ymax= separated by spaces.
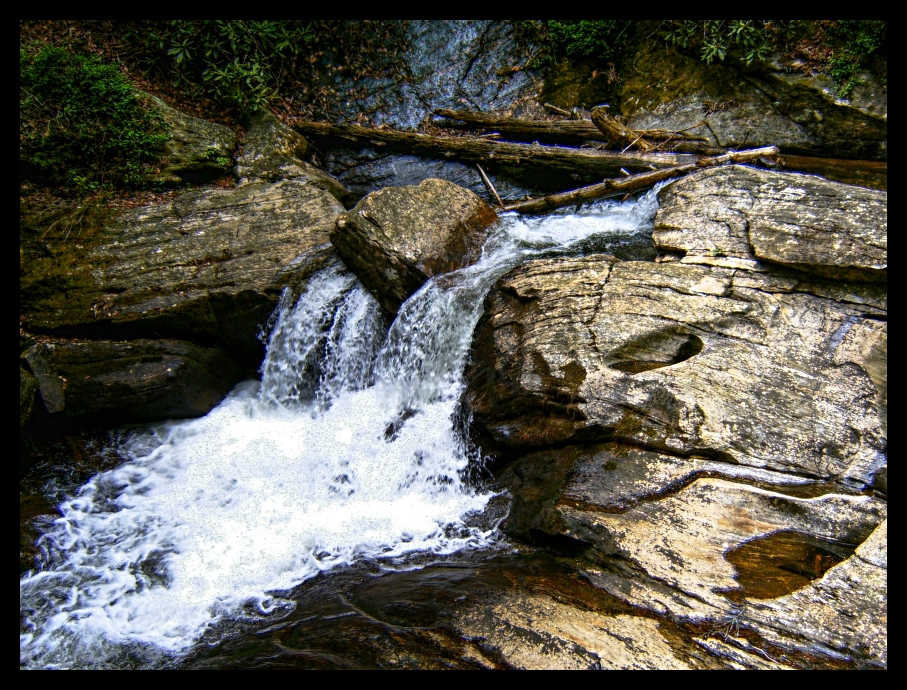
xmin=433 ymin=108 xmax=601 ymax=144
xmin=590 ymin=106 xmax=723 ymax=155
xmin=292 ymin=121 xmax=697 ymax=179
xmin=501 ymin=146 xmax=780 ymax=214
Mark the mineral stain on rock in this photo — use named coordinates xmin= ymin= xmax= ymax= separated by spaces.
xmin=725 ymin=530 xmax=855 ymax=601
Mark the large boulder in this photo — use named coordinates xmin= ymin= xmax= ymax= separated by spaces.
xmin=618 ymin=28 xmax=887 ymax=160
xmin=655 ymin=166 xmax=887 ymax=281
xmin=143 ymin=95 xmax=237 ymax=186
xmin=465 ymin=166 xmax=887 ymax=667
xmin=235 ymin=109 xmax=348 ymax=201
xmin=331 ymin=178 xmax=498 ymax=313
xmin=23 ymin=338 xmax=243 ymax=425
xmin=20 ymin=176 xmax=345 ymax=371
xmin=467 ymin=254 xmax=886 ymax=484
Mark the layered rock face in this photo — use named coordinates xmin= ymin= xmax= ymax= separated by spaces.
xmin=332 ymin=178 xmax=497 ymax=313
xmin=20 ymin=109 xmax=346 ymax=428
xmin=467 ymin=166 xmax=887 ymax=668
xmin=235 ymin=109 xmax=348 ymax=201
xmin=655 ymin=166 xmax=887 ymax=280
xmin=22 ymin=177 xmax=344 ymax=372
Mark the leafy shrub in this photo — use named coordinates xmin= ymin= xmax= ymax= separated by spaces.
xmin=660 ymin=20 xmax=886 ymax=97
xmin=125 ymin=20 xmax=315 ymax=112
xmin=547 ymin=21 xmax=632 ymax=61
xmin=20 ymin=46 xmax=169 ymax=190
xmin=514 ymin=20 xmax=633 ymax=68
xmin=660 ymin=20 xmax=797 ymax=65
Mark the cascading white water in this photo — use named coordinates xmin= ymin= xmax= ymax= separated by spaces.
xmin=20 ymin=189 xmax=663 ymax=669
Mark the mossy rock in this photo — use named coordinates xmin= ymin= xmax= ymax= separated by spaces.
xmin=143 ymin=94 xmax=238 ymax=186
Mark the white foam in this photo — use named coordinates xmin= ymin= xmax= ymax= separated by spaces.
xmin=20 ymin=189 xmax=662 ymax=668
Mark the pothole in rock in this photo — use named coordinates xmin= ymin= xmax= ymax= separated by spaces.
xmin=725 ymin=530 xmax=856 ymax=601
xmin=608 ymin=334 xmax=704 ymax=374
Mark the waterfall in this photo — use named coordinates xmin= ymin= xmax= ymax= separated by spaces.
xmin=20 ymin=189 xmax=662 ymax=669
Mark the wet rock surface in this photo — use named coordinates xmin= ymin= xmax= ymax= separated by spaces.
xmin=327 ymin=21 xmax=535 ymax=130
xmin=332 ymin=178 xmax=498 ymax=313
xmin=619 ymin=28 xmax=887 ymax=160
xmin=143 ymin=94 xmax=237 ymax=186
xmin=24 ymin=338 xmax=243 ymax=426
xmin=21 ymin=176 xmax=345 ymax=371
xmin=18 ymin=36 xmax=888 ymax=667
xmin=465 ymin=165 xmax=887 ymax=667
xmin=321 ymin=149 xmax=537 ymax=206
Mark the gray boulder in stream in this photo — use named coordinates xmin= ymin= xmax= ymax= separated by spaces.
xmin=465 ymin=166 xmax=887 ymax=668
xmin=331 ymin=178 xmax=498 ymax=313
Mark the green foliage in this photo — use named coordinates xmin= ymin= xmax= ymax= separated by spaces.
xmin=825 ymin=20 xmax=886 ymax=98
xmin=659 ymin=20 xmax=886 ymax=98
xmin=660 ymin=20 xmax=796 ymax=65
xmin=514 ymin=20 xmax=632 ymax=68
xmin=20 ymin=45 xmax=169 ymax=190
xmin=203 ymin=148 xmax=231 ymax=168
xmin=125 ymin=20 xmax=315 ymax=112
xmin=547 ymin=20 xmax=632 ymax=61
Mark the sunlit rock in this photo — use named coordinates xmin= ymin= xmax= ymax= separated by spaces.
xmin=655 ymin=165 xmax=887 ymax=281
xmin=332 ymin=178 xmax=497 ymax=313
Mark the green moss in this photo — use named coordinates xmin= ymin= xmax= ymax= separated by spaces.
xmin=20 ymin=45 xmax=170 ymax=191
xmin=19 ymin=201 xmax=118 ymax=327
xmin=826 ymin=20 xmax=887 ymax=98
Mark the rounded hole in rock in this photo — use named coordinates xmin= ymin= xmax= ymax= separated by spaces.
xmin=608 ymin=334 xmax=704 ymax=374
xmin=724 ymin=530 xmax=857 ymax=601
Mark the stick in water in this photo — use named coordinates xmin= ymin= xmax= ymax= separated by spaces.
xmin=476 ymin=163 xmax=505 ymax=207
xmin=500 ymin=146 xmax=779 ymax=214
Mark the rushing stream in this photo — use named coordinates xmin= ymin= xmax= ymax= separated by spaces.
xmin=20 ymin=190 xmax=662 ymax=669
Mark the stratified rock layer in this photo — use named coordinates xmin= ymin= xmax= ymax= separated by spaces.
xmin=332 ymin=178 xmax=497 ymax=313
xmin=21 ymin=177 xmax=345 ymax=370
xmin=467 ymin=255 xmax=886 ymax=485
xmin=655 ymin=166 xmax=887 ymax=281
xmin=467 ymin=166 xmax=887 ymax=668
xmin=235 ymin=109 xmax=348 ymax=201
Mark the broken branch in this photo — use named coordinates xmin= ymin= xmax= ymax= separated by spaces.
xmin=500 ymin=146 xmax=780 ymax=214
xmin=477 ymin=164 xmax=504 ymax=207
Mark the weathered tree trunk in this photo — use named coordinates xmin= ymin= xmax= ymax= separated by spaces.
xmin=433 ymin=108 xmax=602 ymax=144
xmin=292 ymin=121 xmax=697 ymax=179
xmin=590 ymin=106 xmax=723 ymax=155
xmin=501 ymin=146 xmax=780 ymax=214
xmin=591 ymin=106 xmax=655 ymax=151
